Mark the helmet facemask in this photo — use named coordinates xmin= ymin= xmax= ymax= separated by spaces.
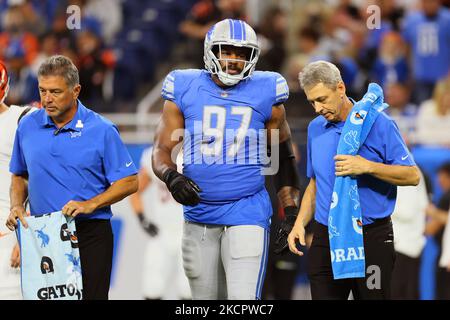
xmin=206 ymin=43 xmax=259 ymax=86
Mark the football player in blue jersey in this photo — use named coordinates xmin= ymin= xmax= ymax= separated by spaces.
xmin=152 ymin=19 xmax=300 ymax=300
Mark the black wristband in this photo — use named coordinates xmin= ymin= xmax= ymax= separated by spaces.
xmin=274 ymin=139 xmax=300 ymax=192
xmin=279 ymin=139 xmax=295 ymax=161
xmin=162 ymin=168 xmax=178 ymax=185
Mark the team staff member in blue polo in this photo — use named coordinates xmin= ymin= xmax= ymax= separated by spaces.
xmin=5 ymin=55 xmax=138 ymax=300
xmin=287 ymin=61 xmax=420 ymax=299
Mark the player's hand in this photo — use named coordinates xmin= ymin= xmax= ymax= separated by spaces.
xmin=6 ymin=205 xmax=27 ymax=230
xmin=334 ymin=155 xmax=371 ymax=177
xmin=274 ymin=206 xmax=298 ymax=254
xmin=10 ymin=243 xmax=20 ymax=268
xmin=287 ymin=222 xmax=306 ymax=256
xmin=425 ymin=204 xmax=440 ymax=220
xmin=163 ymin=168 xmax=202 ymax=206
xmin=62 ymin=200 xmax=97 ymax=218
xmin=138 ymin=214 xmax=159 ymax=237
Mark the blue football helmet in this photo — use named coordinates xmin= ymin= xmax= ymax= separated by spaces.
xmin=204 ymin=19 xmax=260 ymax=86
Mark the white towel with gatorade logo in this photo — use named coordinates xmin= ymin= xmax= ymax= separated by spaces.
xmin=17 ymin=211 xmax=83 ymax=300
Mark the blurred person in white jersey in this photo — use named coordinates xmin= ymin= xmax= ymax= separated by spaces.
xmin=0 ymin=61 xmax=35 ymax=299
xmin=390 ymin=169 xmax=429 ymax=299
xmin=130 ymin=147 xmax=190 ymax=300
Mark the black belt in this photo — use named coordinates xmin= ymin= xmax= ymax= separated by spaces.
xmin=315 ymin=215 xmax=391 ymax=231
xmin=364 ymin=216 xmax=392 ymax=230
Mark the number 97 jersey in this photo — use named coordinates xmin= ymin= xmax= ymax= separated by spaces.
xmin=161 ymin=69 xmax=289 ymax=228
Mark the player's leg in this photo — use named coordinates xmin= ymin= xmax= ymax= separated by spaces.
xmin=182 ymin=221 xmax=226 ymax=299
xmin=76 ymin=219 xmax=114 ymax=300
xmin=142 ymin=235 xmax=167 ymax=299
xmin=0 ymin=230 xmax=22 ymax=299
xmin=221 ymin=225 xmax=269 ymax=300
xmin=307 ymin=222 xmax=352 ymax=300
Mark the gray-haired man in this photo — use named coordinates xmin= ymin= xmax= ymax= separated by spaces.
xmin=288 ymin=60 xmax=420 ymax=299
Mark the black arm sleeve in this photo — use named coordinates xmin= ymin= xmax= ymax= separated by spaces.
xmin=273 ymin=139 xmax=300 ymax=192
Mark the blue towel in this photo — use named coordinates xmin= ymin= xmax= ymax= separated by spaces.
xmin=18 ymin=211 xmax=83 ymax=300
xmin=329 ymin=83 xmax=388 ymax=279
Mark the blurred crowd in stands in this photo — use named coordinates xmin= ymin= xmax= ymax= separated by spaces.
xmin=0 ymin=0 xmax=197 ymax=112
xmin=0 ymin=0 xmax=448 ymax=146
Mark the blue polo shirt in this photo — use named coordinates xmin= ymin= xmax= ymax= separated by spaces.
xmin=307 ymin=111 xmax=416 ymax=226
xmin=9 ymin=101 xmax=137 ymax=220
